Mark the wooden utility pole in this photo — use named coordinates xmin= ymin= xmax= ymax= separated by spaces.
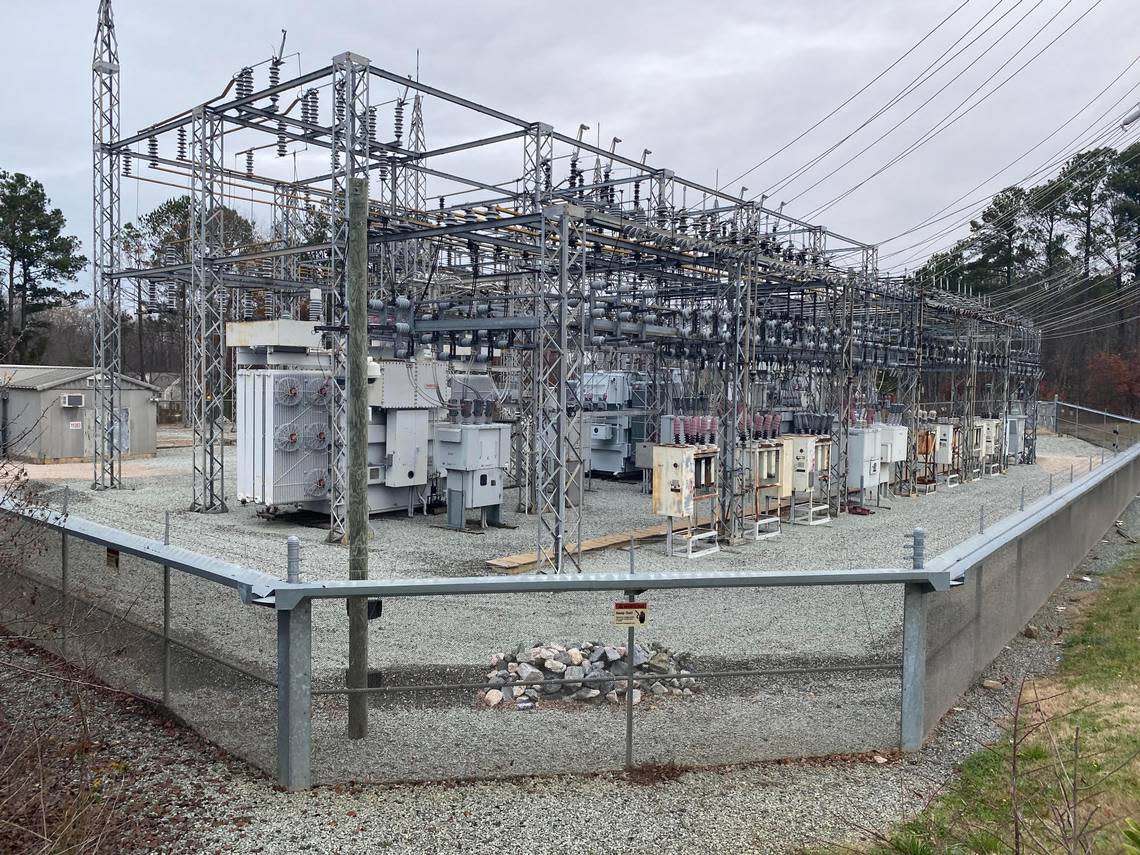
xmin=346 ymin=176 xmax=370 ymax=738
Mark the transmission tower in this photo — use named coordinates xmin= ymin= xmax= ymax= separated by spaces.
xmin=92 ymin=0 xmax=122 ymax=489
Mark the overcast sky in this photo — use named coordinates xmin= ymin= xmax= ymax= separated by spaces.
xmin=3 ymin=0 xmax=1140 ymax=285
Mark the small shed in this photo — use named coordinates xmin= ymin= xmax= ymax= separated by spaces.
xmin=0 ymin=365 xmax=158 ymax=464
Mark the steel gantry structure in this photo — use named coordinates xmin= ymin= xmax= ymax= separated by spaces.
xmin=94 ymin=2 xmax=1041 ymax=567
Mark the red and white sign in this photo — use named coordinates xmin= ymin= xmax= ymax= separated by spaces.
xmin=614 ymin=601 xmax=648 ymax=626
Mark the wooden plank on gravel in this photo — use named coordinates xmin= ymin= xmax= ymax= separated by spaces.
xmin=487 ymin=515 xmax=724 ymax=573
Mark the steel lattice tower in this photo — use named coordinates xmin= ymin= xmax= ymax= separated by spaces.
xmin=91 ymin=0 xmax=122 ymax=490
xmin=327 ymin=52 xmax=371 ymax=542
xmin=188 ymin=106 xmax=227 ymax=512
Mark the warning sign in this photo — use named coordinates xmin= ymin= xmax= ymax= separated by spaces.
xmin=614 ymin=601 xmax=648 ymax=627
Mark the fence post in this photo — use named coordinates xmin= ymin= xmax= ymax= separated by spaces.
xmin=901 ymin=528 xmax=927 ymax=752
xmin=60 ymin=487 xmax=69 ymax=657
xmin=162 ymin=511 xmax=171 ymax=707
xmin=287 ymin=535 xmax=301 ymax=583
xmin=277 ymin=598 xmax=313 ymax=790
xmin=624 ymin=538 xmax=636 ymax=770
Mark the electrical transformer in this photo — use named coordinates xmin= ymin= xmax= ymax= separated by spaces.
xmin=587 ymin=413 xmax=632 ymax=475
xmin=236 ymin=368 xmax=334 ymax=509
xmin=231 ymin=320 xmax=449 ymax=517
xmin=582 ymin=371 xmax=652 ymax=476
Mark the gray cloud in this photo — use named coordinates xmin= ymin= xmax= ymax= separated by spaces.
xmin=3 ymin=0 xmax=1139 ymax=286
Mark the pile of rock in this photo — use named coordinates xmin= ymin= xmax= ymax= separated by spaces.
xmin=479 ymin=641 xmax=696 ymax=710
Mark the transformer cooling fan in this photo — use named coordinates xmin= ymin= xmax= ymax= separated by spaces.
xmin=303 ymin=468 xmax=330 ymax=498
xmin=302 ymin=422 xmax=329 ymax=451
xmin=305 ymin=377 xmax=332 ymax=407
xmin=274 ymin=375 xmax=303 ymax=406
xmin=273 ymin=424 xmax=300 ymax=452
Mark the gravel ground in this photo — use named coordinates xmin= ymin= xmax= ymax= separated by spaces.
xmin=3 ymin=495 xmax=1135 ymax=854
xmin=1 ymin=432 xmax=1121 ymax=788
xmin=20 ymin=433 xmax=1107 ymax=680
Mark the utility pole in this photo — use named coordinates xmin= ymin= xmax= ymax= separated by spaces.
xmin=346 ymin=176 xmax=369 ymax=738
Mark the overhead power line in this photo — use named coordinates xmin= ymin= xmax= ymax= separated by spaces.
xmin=718 ymin=0 xmax=974 ymax=193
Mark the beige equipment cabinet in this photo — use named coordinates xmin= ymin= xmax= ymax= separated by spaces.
xmin=747 ymin=442 xmax=782 ymax=541
xmin=651 ymin=444 xmax=695 ymax=518
xmin=651 ymin=443 xmax=720 ymax=558
xmin=777 ymin=434 xmax=831 ymax=526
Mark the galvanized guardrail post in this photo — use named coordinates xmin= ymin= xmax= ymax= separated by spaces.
xmin=277 ymin=593 xmax=313 ymax=791
xmin=60 ymin=487 xmax=69 ymax=657
xmin=624 ymin=535 xmax=636 ymax=770
xmin=287 ymin=536 xmax=301 ymax=583
xmin=162 ymin=511 xmax=171 ymax=706
xmin=900 ymin=528 xmax=927 ymax=752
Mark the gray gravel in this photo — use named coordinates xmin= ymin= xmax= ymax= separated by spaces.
xmin=5 ymin=496 xmax=1135 ymax=854
xmin=6 ymin=433 xmax=1114 ymax=782
xmin=25 ymin=434 xmax=1105 ymax=681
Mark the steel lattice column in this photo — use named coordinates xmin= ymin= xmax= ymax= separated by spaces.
xmin=514 ymin=123 xmax=553 ymax=514
xmin=189 ymin=106 xmax=227 ymax=512
xmin=92 ymin=0 xmax=122 ymax=490
xmin=327 ymin=52 xmax=370 ymax=542
xmin=272 ymin=182 xmax=303 ymax=318
xmin=393 ymin=92 xmax=429 ymax=286
xmin=533 ymin=207 xmax=587 ymax=574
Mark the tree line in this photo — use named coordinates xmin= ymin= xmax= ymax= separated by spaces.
xmin=914 ymin=141 xmax=1140 ymax=415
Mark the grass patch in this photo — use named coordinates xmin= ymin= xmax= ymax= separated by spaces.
xmin=817 ymin=552 xmax=1140 ymax=854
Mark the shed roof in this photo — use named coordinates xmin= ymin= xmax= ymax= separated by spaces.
xmin=0 ymin=365 xmax=159 ymax=393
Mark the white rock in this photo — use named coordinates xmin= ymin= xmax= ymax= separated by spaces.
xmin=483 ymin=689 xmax=503 ymax=707
xmin=545 ymin=659 xmax=567 ymax=674
xmin=568 ymin=648 xmax=583 ymax=666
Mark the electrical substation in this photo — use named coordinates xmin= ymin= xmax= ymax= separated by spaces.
xmin=89 ymin=1 xmax=1043 ymax=575
xmin=18 ymin=0 xmax=1140 ymax=794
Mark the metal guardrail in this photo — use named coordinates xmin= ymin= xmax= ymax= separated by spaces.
xmin=2 ymin=399 xmax=1138 ymax=789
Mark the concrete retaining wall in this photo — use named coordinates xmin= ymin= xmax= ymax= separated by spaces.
xmin=920 ymin=447 xmax=1140 ymax=739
